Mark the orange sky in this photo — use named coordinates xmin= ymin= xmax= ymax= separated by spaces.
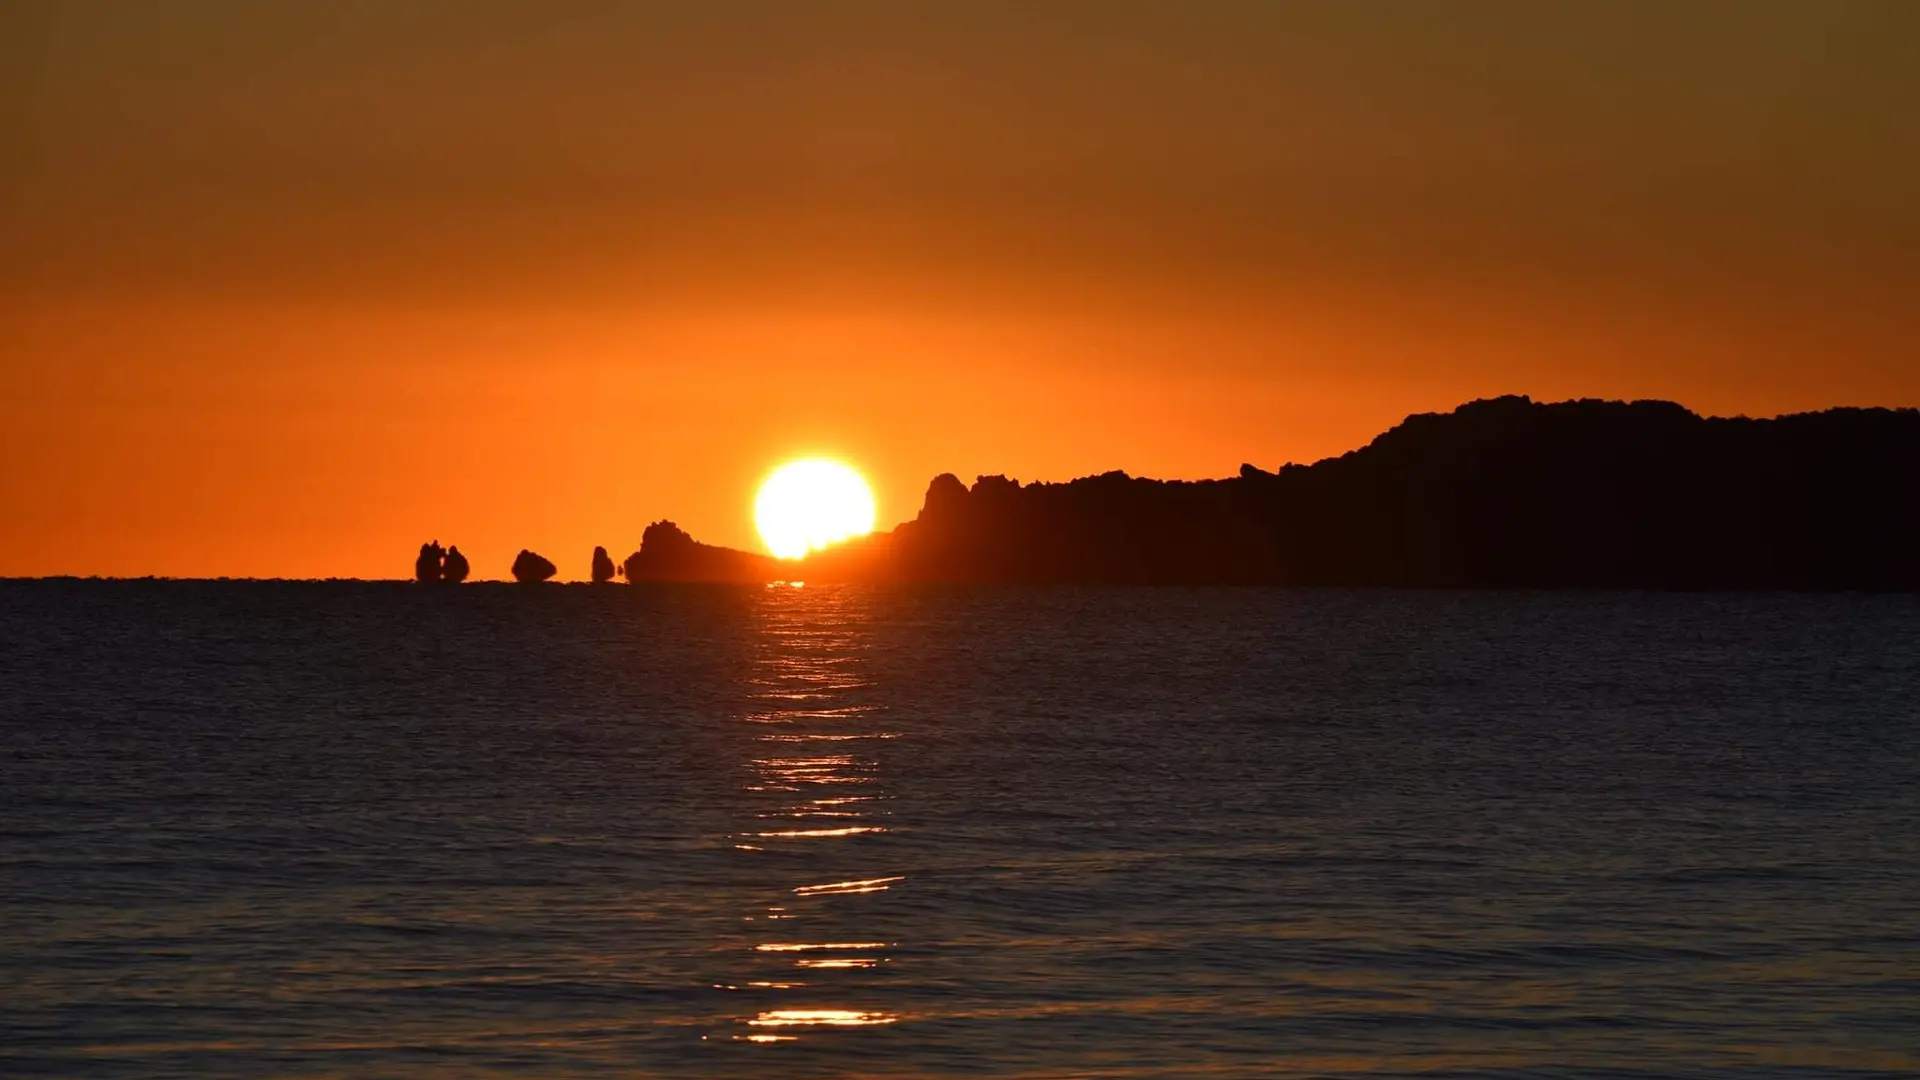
xmin=3 ymin=2 xmax=1916 ymax=579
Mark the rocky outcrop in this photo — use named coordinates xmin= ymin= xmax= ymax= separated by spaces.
xmin=590 ymin=545 xmax=616 ymax=583
xmin=620 ymin=521 xmax=782 ymax=583
xmin=511 ymin=549 xmax=557 ymax=583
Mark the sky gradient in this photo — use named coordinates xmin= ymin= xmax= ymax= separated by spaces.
xmin=3 ymin=1 xmax=1916 ymax=578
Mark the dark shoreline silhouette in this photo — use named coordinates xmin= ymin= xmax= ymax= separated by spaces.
xmin=622 ymin=396 xmax=1920 ymax=590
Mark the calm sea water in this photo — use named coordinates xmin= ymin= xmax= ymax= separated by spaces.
xmin=2 ymin=581 xmax=1917 ymax=1077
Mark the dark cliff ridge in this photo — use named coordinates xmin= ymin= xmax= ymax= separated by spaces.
xmin=630 ymin=396 xmax=1920 ymax=589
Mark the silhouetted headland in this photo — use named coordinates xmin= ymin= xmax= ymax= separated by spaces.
xmin=623 ymin=396 xmax=1920 ymax=589
xmin=510 ymin=550 xmax=557 ymax=584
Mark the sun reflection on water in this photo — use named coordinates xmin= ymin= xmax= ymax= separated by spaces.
xmin=753 ymin=942 xmax=892 ymax=953
xmin=794 ymin=876 xmax=904 ymax=896
xmin=718 ymin=583 xmax=902 ymax=1046
xmin=750 ymin=826 xmax=886 ymax=838
xmin=749 ymin=1009 xmax=898 ymax=1028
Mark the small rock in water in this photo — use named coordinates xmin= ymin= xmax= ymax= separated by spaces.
xmin=511 ymin=549 xmax=558 ymax=583
xmin=591 ymin=546 xmax=616 ymax=583
xmin=442 ymin=545 xmax=470 ymax=583
xmin=414 ymin=541 xmax=444 ymax=583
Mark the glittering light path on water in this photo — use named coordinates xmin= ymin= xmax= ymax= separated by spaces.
xmin=715 ymin=584 xmax=903 ymax=1045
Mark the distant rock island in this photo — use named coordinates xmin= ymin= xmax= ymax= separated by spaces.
xmin=625 ymin=396 xmax=1920 ymax=589
xmin=444 ymin=547 xmax=470 ymax=583
xmin=590 ymin=546 xmax=617 ymax=584
xmin=414 ymin=541 xmax=469 ymax=584
xmin=510 ymin=549 xmax=557 ymax=584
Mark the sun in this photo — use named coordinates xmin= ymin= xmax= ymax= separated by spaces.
xmin=754 ymin=459 xmax=877 ymax=560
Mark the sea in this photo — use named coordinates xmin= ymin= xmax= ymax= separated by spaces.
xmin=2 ymin=580 xmax=1917 ymax=1078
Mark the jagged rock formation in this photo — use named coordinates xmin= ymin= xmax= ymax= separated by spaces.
xmin=622 ymin=397 xmax=1920 ymax=589
xmin=441 ymin=545 xmax=470 ymax=583
xmin=414 ymin=541 xmax=444 ymax=583
xmin=590 ymin=546 xmax=616 ymax=583
xmin=510 ymin=549 xmax=558 ymax=583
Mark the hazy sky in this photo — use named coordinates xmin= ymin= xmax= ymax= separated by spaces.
xmin=3 ymin=1 xmax=1916 ymax=577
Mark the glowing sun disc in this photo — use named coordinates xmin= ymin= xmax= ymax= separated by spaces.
xmin=755 ymin=460 xmax=877 ymax=560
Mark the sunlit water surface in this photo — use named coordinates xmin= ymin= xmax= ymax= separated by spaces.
xmin=3 ymin=581 xmax=1917 ymax=1077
